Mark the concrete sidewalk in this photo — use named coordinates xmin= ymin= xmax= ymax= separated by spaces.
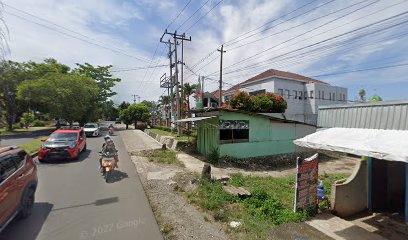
xmin=120 ymin=129 xmax=163 ymax=153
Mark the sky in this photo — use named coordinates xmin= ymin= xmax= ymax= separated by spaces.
xmin=2 ymin=0 xmax=408 ymax=103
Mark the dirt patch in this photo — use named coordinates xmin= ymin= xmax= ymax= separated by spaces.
xmin=214 ymin=153 xmax=348 ymax=172
xmin=131 ymin=155 xmax=228 ymax=240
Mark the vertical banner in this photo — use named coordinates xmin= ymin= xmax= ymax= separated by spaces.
xmin=294 ymin=153 xmax=319 ymax=212
xmin=196 ymin=77 xmax=203 ymax=110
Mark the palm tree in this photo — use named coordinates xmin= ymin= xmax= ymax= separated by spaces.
xmin=159 ymin=95 xmax=171 ymax=127
xmin=183 ymin=83 xmax=198 ymax=111
xmin=358 ymin=89 xmax=366 ymax=103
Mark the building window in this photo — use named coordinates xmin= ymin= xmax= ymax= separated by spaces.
xmin=278 ymin=89 xmax=283 ymax=96
xmin=293 ymin=90 xmax=297 ymax=99
xmin=329 ymin=92 xmax=332 ymax=101
xmin=224 ymin=95 xmax=232 ymax=102
xmin=219 ymin=120 xmax=249 ymax=144
xmin=304 ymin=91 xmax=308 ymax=100
xmin=285 ymin=90 xmax=290 ymax=99
xmin=322 ymin=91 xmax=325 ymax=100
xmin=299 ymin=91 xmax=303 ymax=100
xmin=310 ymin=90 xmax=314 ymax=99
xmin=249 ymin=89 xmax=266 ymax=96
xmin=318 ymin=90 xmax=321 ymax=100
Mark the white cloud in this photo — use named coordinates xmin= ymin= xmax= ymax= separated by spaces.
xmin=2 ymin=0 xmax=408 ymax=103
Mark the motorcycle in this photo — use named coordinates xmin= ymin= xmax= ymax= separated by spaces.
xmin=108 ymin=127 xmax=114 ymax=136
xmin=99 ymin=151 xmax=116 ymax=183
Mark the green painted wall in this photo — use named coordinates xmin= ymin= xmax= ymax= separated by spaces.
xmin=196 ymin=111 xmax=298 ymax=158
xmin=197 ymin=117 xmax=219 ymax=156
xmin=219 ymin=112 xmax=296 ymax=158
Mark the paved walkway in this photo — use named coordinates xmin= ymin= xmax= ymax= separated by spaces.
xmin=307 ymin=213 xmax=385 ymax=240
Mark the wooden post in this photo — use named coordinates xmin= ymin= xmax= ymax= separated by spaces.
xmin=405 ymin=162 xmax=408 ymax=223
xmin=367 ymin=157 xmax=373 ymax=211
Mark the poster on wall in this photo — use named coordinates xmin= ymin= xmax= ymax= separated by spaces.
xmin=219 ymin=120 xmax=249 ymax=129
xmin=294 ymin=153 xmax=319 ymax=212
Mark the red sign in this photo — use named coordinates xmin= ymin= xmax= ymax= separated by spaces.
xmin=294 ymin=153 xmax=319 ymax=212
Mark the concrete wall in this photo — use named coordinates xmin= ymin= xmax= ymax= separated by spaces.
xmin=144 ymin=130 xmax=184 ymax=150
xmin=331 ymin=160 xmax=368 ymax=218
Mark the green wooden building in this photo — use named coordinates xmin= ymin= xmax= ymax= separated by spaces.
xmin=190 ymin=109 xmax=316 ymax=159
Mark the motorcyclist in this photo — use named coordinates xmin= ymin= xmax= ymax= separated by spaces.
xmin=100 ymin=135 xmax=119 ymax=170
xmin=108 ymin=123 xmax=114 ymax=135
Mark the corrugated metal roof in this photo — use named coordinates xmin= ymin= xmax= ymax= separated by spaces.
xmin=318 ymin=100 xmax=408 ymax=130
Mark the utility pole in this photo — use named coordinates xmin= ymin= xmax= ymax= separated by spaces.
xmin=132 ymin=94 xmax=139 ymax=104
xmin=173 ymin=33 xmax=181 ymax=136
xmin=201 ymin=76 xmax=205 ymax=107
xmin=161 ymin=29 xmax=191 ymax=136
xmin=168 ymin=40 xmax=174 ymax=129
xmin=217 ymin=44 xmax=226 ymax=107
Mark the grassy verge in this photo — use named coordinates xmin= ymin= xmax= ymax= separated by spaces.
xmin=149 ymin=128 xmax=196 ymax=142
xmin=19 ymin=136 xmax=48 ymax=154
xmin=186 ymin=173 xmax=349 ymax=240
xmin=143 ymin=149 xmax=185 ymax=167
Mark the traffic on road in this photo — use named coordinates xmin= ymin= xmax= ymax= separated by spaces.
xmin=0 ymin=122 xmax=162 ymax=240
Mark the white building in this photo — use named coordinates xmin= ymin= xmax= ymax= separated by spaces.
xmin=223 ymin=69 xmax=348 ymax=125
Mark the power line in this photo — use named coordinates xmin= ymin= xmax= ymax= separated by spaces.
xmin=186 ymin=0 xmax=337 ymax=76
xmin=166 ymin=0 xmax=192 ymax=30
xmin=207 ymin=10 xmax=408 ymax=77
xmin=183 ymin=0 xmax=224 ymax=32
xmin=225 ymin=0 xmax=338 ymax=47
xmin=210 ymin=0 xmax=381 ymax=75
xmin=176 ymin=0 xmax=211 ymax=31
xmin=3 ymin=4 xmax=151 ymax=63
xmin=110 ymin=64 xmax=167 ymax=72
xmin=311 ymin=62 xmax=408 ymax=78
xmin=227 ymin=0 xmax=378 ymax=51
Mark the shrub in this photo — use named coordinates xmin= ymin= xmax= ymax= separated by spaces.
xmin=253 ymin=94 xmax=274 ymax=112
xmin=20 ymin=113 xmax=36 ymax=129
xmin=31 ymin=120 xmax=46 ymax=127
xmin=267 ymin=93 xmax=287 ymax=113
xmin=229 ymin=92 xmax=287 ymax=113
xmin=207 ymin=147 xmax=219 ymax=164
xmin=229 ymin=92 xmax=253 ymax=111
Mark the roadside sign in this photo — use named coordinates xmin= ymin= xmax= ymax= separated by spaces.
xmin=294 ymin=153 xmax=319 ymax=212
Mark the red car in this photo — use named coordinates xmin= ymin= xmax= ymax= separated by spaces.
xmin=38 ymin=127 xmax=87 ymax=162
xmin=0 ymin=146 xmax=38 ymax=232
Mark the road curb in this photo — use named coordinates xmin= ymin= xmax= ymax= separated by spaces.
xmin=31 ymin=151 xmax=39 ymax=158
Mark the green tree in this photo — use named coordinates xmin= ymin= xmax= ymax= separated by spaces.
xmin=368 ymin=95 xmax=383 ymax=102
xmin=74 ymin=63 xmax=121 ymax=102
xmin=102 ymin=100 xmax=119 ymax=121
xmin=358 ymin=89 xmax=366 ymax=102
xmin=0 ymin=60 xmax=30 ymax=130
xmin=159 ymin=96 xmax=171 ymax=127
xmin=183 ymin=83 xmax=197 ymax=111
xmin=119 ymin=104 xmax=150 ymax=129
xmin=20 ymin=112 xmax=35 ymax=129
xmin=118 ymin=101 xmax=130 ymax=111
xmin=17 ymin=73 xmax=99 ymax=125
xmin=119 ymin=108 xmax=132 ymax=129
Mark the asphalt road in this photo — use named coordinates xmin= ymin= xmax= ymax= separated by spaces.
xmin=0 ymin=125 xmax=162 ymax=240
